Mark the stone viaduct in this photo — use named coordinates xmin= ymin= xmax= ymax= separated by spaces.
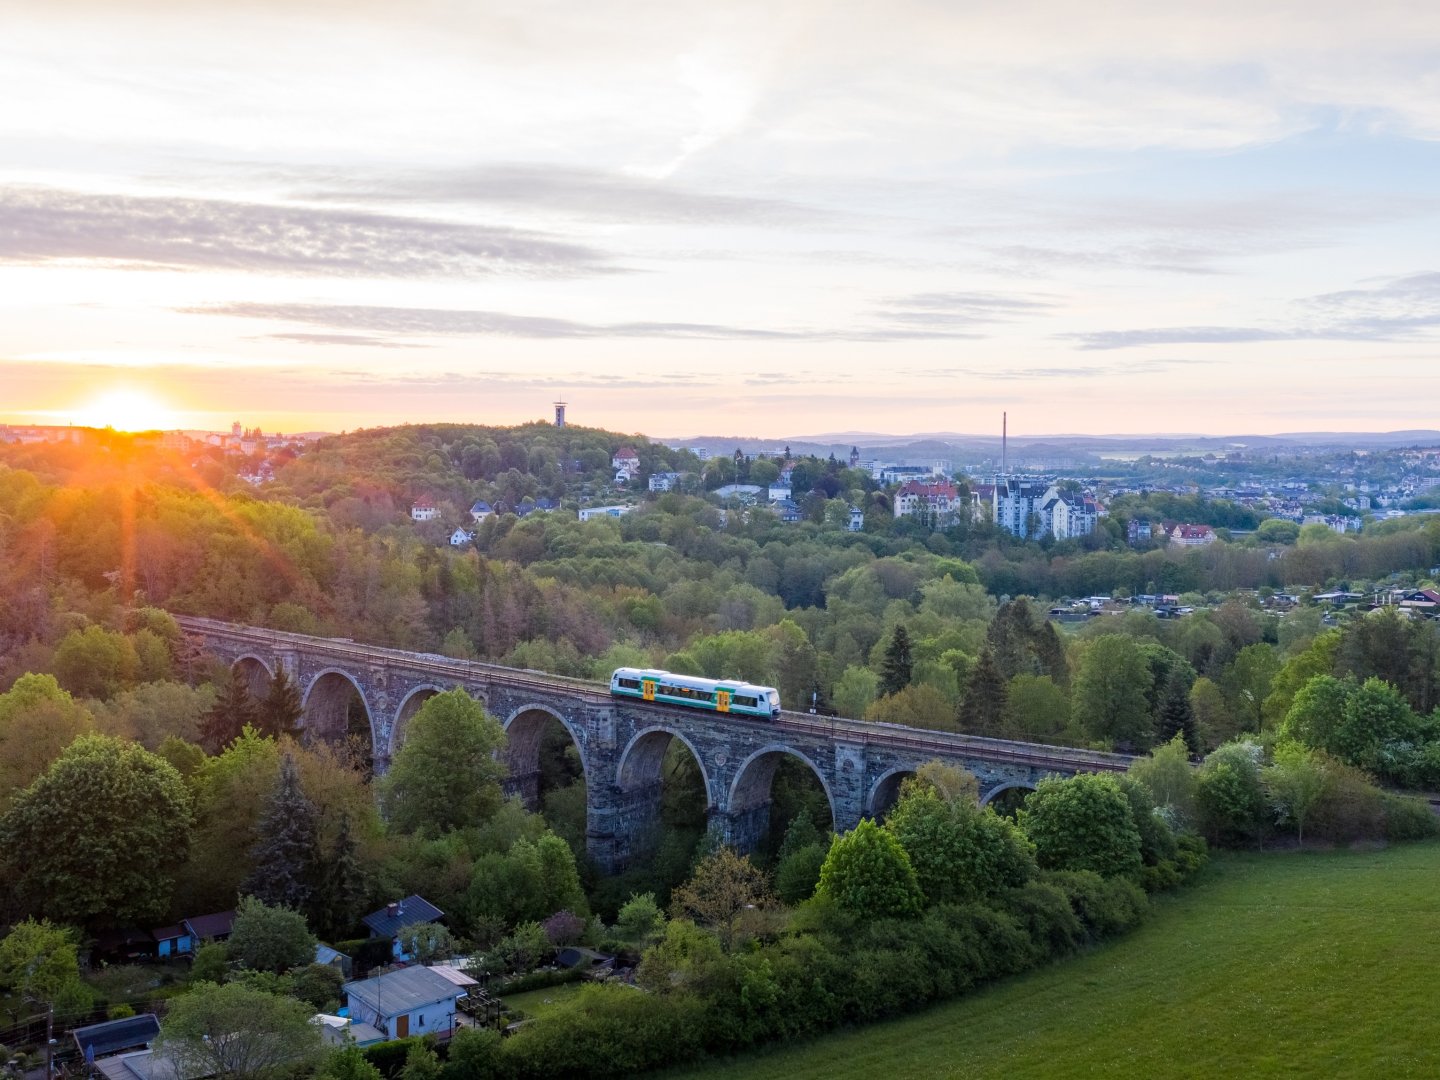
xmin=178 ymin=616 xmax=1134 ymax=872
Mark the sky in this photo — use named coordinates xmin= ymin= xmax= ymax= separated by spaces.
xmin=2 ymin=0 xmax=1440 ymax=438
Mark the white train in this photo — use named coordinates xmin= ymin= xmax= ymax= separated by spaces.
xmin=609 ymin=668 xmax=781 ymax=719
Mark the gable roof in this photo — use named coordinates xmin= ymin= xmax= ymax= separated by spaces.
xmin=362 ymin=895 xmax=443 ymax=937
xmin=73 ymin=1015 xmax=162 ymax=1060
xmin=182 ymin=911 xmax=235 ymax=939
xmin=343 ymin=965 xmax=465 ymax=1018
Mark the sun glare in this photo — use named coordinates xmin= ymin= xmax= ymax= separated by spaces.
xmin=73 ymin=389 xmax=179 ymax=433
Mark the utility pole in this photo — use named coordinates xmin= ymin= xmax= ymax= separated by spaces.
xmin=45 ymin=1004 xmax=55 ymax=1080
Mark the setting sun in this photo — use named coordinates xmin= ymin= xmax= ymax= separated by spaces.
xmin=72 ymin=389 xmax=180 ymax=433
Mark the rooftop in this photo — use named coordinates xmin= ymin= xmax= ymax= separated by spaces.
xmin=344 ymin=965 xmax=468 ymax=1017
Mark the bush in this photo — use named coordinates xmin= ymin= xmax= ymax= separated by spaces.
xmin=106 ymin=1003 xmax=136 ymax=1020
xmin=488 ymin=966 xmax=586 ymax=997
xmin=1381 ymin=794 xmax=1439 ymax=842
xmin=1002 ymin=880 xmax=1083 ymax=958
xmin=1308 ymin=760 xmax=1386 ymax=843
xmin=1044 ymin=870 xmax=1148 ymax=940
xmin=774 ymin=843 xmax=827 ymax=905
xmin=1018 ymin=774 xmax=1143 ymax=878
xmin=362 ymin=1037 xmax=432 ymax=1079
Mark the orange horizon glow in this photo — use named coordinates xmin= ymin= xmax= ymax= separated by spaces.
xmin=70 ymin=389 xmax=182 ymax=433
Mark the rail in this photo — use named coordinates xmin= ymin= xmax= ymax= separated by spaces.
xmin=175 ymin=615 xmax=1135 ymax=773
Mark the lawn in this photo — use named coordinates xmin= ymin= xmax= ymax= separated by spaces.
xmin=678 ymin=842 xmax=1440 ymax=1080
xmin=502 ymin=982 xmax=586 ymax=1019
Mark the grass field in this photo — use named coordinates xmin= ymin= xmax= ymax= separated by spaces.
xmin=678 ymin=843 xmax=1440 ymax=1080
xmin=502 ymin=982 xmax=585 ymax=1019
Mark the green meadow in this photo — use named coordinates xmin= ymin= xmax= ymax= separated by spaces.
xmin=679 ymin=843 xmax=1440 ymax=1080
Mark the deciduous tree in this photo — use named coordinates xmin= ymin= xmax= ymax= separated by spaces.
xmin=1018 ymin=773 xmax=1142 ymax=878
xmin=380 ymin=689 xmax=505 ymax=836
xmin=670 ymin=847 xmax=774 ymax=951
xmin=159 ymin=982 xmax=323 ymax=1080
xmin=817 ymin=818 xmax=923 ymax=919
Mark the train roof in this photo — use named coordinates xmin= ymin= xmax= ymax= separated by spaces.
xmin=611 ymin=668 xmax=779 ymax=695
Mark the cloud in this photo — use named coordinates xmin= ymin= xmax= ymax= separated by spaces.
xmin=1066 ymin=271 xmax=1440 ymax=349
xmin=259 ymin=332 xmax=431 ymax=349
xmin=178 ymin=300 xmax=990 ymax=342
xmin=302 ymin=164 xmax=835 ymax=227
xmin=0 ymin=186 xmax=614 ymax=278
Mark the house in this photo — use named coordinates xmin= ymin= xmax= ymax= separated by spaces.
xmin=469 ymin=500 xmax=493 ymax=523
xmin=578 ymin=504 xmax=633 ymax=522
xmin=343 ymin=965 xmax=474 ymax=1041
xmin=848 ymin=506 xmax=864 ymax=532
xmin=894 ymin=480 xmax=959 ymax=523
xmin=612 ymin=447 xmax=641 ymax=481
xmin=313 ymin=1013 xmax=385 ymax=1048
xmin=768 ymin=482 xmax=792 ymax=502
xmin=649 ymin=472 xmax=683 ymax=493
xmin=410 ymin=497 xmax=440 ymax=522
xmin=1127 ymin=519 xmax=1153 ymax=545
xmin=73 ymin=1014 xmax=162 ymax=1063
xmin=362 ymin=895 xmax=444 ymax=960
xmin=448 ymin=528 xmax=473 ymax=547
xmin=181 ymin=911 xmax=235 ymax=943
xmin=771 ymin=498 xmax=804 ymax=523
xmin=315 ymin=943 xmax=352 ymax=977
xmin=151 ymin=924 xmax=193 ymax=959
xmin=1169 ymin=524 xmax=1218 ymax=547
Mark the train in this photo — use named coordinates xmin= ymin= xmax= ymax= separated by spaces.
xmin=609 ymin=667 xmax=781 ymax=718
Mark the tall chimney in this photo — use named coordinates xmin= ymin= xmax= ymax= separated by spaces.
xmin=1002 ymin=411 xmax=1008 ymax=477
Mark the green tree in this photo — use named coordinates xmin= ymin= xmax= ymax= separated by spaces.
xmin=878 ymin=624 xmax=914 ymax=698
xmin=1002 ymin=674 xmax=1069 ymax=742
xmin=51 ymin=625 xmax=137 ymax=700
xmin=670 ymin=847 xmax=773 ymax=952
xmin=91 ymin=681 xmax=214 ymax=750
xmin=774 ymin=843 xmax=828 ymax=905
xmin=243 ymin=754 xmax=320 ymax=912
xmin=191 ymin=941 xmax=231 ymax=984
xmin=816 ymin=818 xmax=923 ymax=919
xmin=201 ymin=670 xmax=259 ymax=752
xmin=0 ymin=920 xmax=86 ymax=1023
xmin=885 ymin=784 xmax=1034 ymax=905
xmin=1157 ymin=668 xmax=1199 ymax=753
xmin=957 ymin=646 xmax=1008 ymax=735
xmin=158 ymin=982 xmax=323 ymax=1079
xmin=1189 ymin=676 xmax=1235 ymax=751
xmin=536 ymin=832 xmax=588 ymax=916
xmin=227 ymin=896 xmax=317 ymax=974
xmin=1263 ymin=743 xmax=1329 ymax=848
xmin=318 ymin=1047 xmax=383 ymax=1080
xmin=397 ymin=922 xmax=455 ymax=964
xmin=832 ymin=665 xmax=879 ymax=720
xmin=0 ymin=672 xmax=94 ymax=807
xmin=256 ymin=669 xmax=304 ymax=740
xmin=380 ymin=689 xmax=505 ymax=835
xmin=1195 ymin=741 xmax=1268 ymax=846
xmin=865 ymin=683 xmax=956 ymax=731
xmin=1071 ymin=635 xmax=1154 ymax=750
xmin=0 ymin=734 xmax=192 ymax=926
xmin=1224 ymin=643 xmax=1280 ymax=734
xmin=615 ymin=892 xmax=664 ymax=942
xmin=1128 ymin=735 xmax=1198 ymax=830
xmin=315 ymin=814 xmax=367 ymax=939
xmin=1017 ymin=773 xmax=1143 ymax=878
xmin=400 ymin=1043 xmax=442 ymax=1080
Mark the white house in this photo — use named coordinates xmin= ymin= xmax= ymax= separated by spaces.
xmin=894 ymin=480 xmax=959 ymax=523
xmin=342 ymin=965 xmax=474 ymax=1042
xmin=469 ymin=500 xmax=493 ymax=523
xmin=649 ymin=472 xmax=683 ymax=492
xmin=579 ymin=504 xmax=633 ymax=522
xmin=768 ymin=482 xmax=792 ymax=502
xmin=847 ymin=506 xmax=864 ymax=532
xmin=410 ymin=497 xmax=439 ymax=522
xmin=612 ymin=447 xmax=641 ymax=480
xmin=448 ymin=528 xmax=473 ymax=547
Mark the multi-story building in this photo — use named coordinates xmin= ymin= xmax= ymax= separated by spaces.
xmin=992 ymin=478 xmax=1051 ymax=538
xmin=894 ymin=480 xmax=960 ymax=523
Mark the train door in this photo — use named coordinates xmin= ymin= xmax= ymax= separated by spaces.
xmin=716 ymin=689 xmax=731 ymax=713
xmin=642 ymin=679 xmax=656 ymax=702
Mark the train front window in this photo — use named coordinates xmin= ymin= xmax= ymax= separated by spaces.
xmin=768 ymin=691 xmax=780 ymax=708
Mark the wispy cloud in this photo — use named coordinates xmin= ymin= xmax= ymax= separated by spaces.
xmin=300 ymin=163 xmax=836 ymax=227
xmin=260 ymin=332 xmax=431 ymax=349
xmin=178 ymin=300 xmax=992 ymax=342
xmin=1067 ymin=271 xmax=1440 ymax=349
xmin=0 ymin=186 xmax=615 ymax=278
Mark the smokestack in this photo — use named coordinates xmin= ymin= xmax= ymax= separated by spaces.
xmin=1002 ymin=412 xmax=1007 ymax=477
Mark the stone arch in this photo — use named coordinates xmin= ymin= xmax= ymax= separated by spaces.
xmin=981 ymin=780 xmax=1037 ymax=812
xmin=866 ymin=767 xmax=917 ymax=820
xmin=302 ymin=668 xmax=375 ymax=748
xmin=390 ymin=683 xmax=459 ymax=757
xmin=502 ymin=704 xmax=588 ymax=809
xmin=617 ymin=726 xmax=716 ymax=807
xmin=232 ymin=654 xmax=273 ymax=700
xmin=725 ymin=745 xmax=836 ymax=852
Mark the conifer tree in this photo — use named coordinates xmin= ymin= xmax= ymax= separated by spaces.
xmin=243 ymin=754 xmax=319 ymax=912
xmin=1158 ymin=668 xmax=1200 ymax=754
xmin=958 ymin=646 xmax=1008 ymax=735
xmin=879 ymin=624 xmax=914 ymax=698
xmin=257 ymin=669 xmax=304 ymax=740
xmin=200 ymin=670 xmax=258 ymax=753
xmin=316 ymin=814 xmax=367 ymax=938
